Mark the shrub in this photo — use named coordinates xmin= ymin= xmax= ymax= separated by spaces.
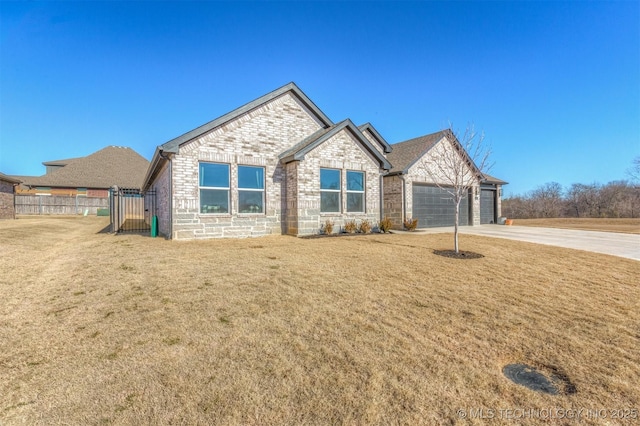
xmin=358 ymin=219 xmax=372 ymax=234
xmin=378 ymin=216 xmax=393 ymax=233
xmin=343 ymin=220 xmax=358 ymax=234
xmin=403 ymin=217 xmax=418 ymax=231
xmin=322 ymin=220 xmax=334 ymax=235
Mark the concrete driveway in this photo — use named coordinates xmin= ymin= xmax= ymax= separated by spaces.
xmin=418 ymin=225 xmax=640 ymax=260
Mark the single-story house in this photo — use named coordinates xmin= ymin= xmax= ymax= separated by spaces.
xmin=142 ymin=83 xmax=392 ymax=239
xmin=13 ymin=146 xmax=149 ymax=197
xmin=141 ymin=82 xmax=506 ymax=239
xmin=0 ymin=173 xmax=21 ymax=219
xmin=384 ymin=130 xmax=507 ymax=228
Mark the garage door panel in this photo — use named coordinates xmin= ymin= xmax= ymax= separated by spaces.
xmin=412 ymin=184 xmax=469 ymax=228
xmin=480 ymin=189 xmax=496 ymax=224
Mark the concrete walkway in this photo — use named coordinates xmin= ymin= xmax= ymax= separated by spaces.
xmin=405 ymin=225 xmax=640 ymax=261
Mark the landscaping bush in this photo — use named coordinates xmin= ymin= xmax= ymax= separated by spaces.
xmin=378 ymin=216 xmax=393 ymax=233
xmin=343 ymin=220 xmax=358 ymax=234
xmin=403 ymin=217 xmax=418 ymax=231
xmin=358 ymin=219 xmax=372 ymax=234
xmin=321 ymin=220 xmax=334 ymax=235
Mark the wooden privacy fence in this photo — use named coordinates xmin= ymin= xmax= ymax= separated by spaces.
xmin=15 ymin=195 xmax=109 ymax=215
xmin=109 ymin=187 xmax=157 ymax=233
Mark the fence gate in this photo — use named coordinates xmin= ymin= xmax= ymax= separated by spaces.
xmin=110 ymin=187 xmax=157 ymax=234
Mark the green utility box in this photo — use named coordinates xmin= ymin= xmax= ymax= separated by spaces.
xmin=151 ymin=215 xmax=158 ymax=238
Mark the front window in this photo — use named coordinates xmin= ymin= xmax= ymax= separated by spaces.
xmin=238 ymin=165 xmax=265 ymax=214
xmin=320 ymin=168 xmax=341 ymax=213
xmin=346 ymin=171 xmax=365 ymax=212
xmin=200 ymin=162 xmax=229 ymax=214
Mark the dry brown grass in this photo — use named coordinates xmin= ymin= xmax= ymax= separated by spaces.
xmin=513 ymin=218 xmax=640 ymax=234
xmin=1 ymin=216 xmax=639 ymax=425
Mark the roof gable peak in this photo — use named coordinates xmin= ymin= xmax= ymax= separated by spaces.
xmin=358 ymin=123 xmax=392 ymax=154
xmin=279 ymin=119 xmax=391 ymax=170
xmin=160 ymin=82 xmax=333 ymax=153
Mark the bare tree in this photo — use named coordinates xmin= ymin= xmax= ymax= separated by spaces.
xmin=529 ymin=182 xmax=564 ymax=217
xmin=626 ymin=156 xmax=640 ymax=182
xmin=416 ymin=124 xmax=492 ymax=253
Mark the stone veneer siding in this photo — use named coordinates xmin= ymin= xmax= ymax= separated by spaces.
xmin=151 ymin=161 xmax=171 ymax=238
xmin=168 ymin=92 xmax=325 ymax=239
xmin=292 ymin=128 xmax=382 ymax=236
xmin=496 ymin=185 xmax=502 ymax=219
xmin=0 ymin=179 xmax=16 ymax=219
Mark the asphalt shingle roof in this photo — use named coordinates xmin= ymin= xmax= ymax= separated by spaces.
xmin=0 ymin=172 xmax=21 ymax=184
xmin=386 ymin=130 xmax=449 ymax=174
xmin=15 ymin=146 xmax=149 ymax=189
xmin=482 ymin=174 xmax=509 ymax=185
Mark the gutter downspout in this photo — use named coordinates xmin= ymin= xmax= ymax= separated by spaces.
xmin=379 ymin=173 xmax=384 ymax=223
xmin=159 ymin=150 xmax=173 ymax=239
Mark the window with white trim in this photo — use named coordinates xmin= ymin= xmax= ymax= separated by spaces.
xmin=238 ymin=165 xmax=265 ymax=214
xmin=199 ymin=162 xmax=229 ymax=214
xmin=320 ymin=168 xmax=341 ymax=213
xmin=346 ymin=170 xmax=365 ymax=212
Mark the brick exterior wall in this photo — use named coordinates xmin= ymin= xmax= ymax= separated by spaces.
xmin=157 ymin=92 xmax=387 ymax=240
xmin=0 ymin=180 xmax=16 ymax=219
xmin=361 ymin=128 xmax=386 ymax=157
xmin=151 ymin=161 xmax=171 ymax=237
xmin=293 ymin=128 xmax=382 ymax=235
xmin=164 ymin=92 xmax=365 ymax=239
xmin=496 ymin=185 xmax=502 ymax=218
xmin=382 ymin=175 xmax=404 ymax=229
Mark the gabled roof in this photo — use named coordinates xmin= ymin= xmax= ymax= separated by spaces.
xmin=279 ymin=119 xmax=392 ymax=170
xmin=159 ymin=82 xmax=333 ymax=154
xmin=481 ymin=174 xmax=508 ymax=185
xmin=387 ymin=130 xmax=508 ymax=185
xmin=358 ymin=123 xmax=392 ymax=154
xmin=386 ymin=130 xmax=449 ymax=175
xmin=17 ymin=146 xmax=149 ymax=189
xmin=0 ymin=172 xmax=21 ymax=184
xmin=42 ymin=157 xmax=81 ymax=167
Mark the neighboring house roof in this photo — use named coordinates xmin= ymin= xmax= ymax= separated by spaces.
xmin=159 ymin=82 xmax=334 ymax=154
xmin=482 ymin=174 xmax=508 ymax=185
xmin=42 ymin=157 xmax=81 ymax=167
xmin=358 ymin=123 xmax=393 ymax=154
xmin=16 ymin=146 xmax=149 ymax=189
xmin=0 ymin=172 xmax=21 ymax=184
xmin=279 ymin=119 xmax=392 ymax=170
xmin=386 ymin=130 xmax=449 ymax=175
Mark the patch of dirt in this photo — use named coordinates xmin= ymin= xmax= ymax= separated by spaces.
xmin=433 ymin=249 xmax=484 ymax=259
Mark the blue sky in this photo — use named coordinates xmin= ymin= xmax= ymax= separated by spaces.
xmin=1 ymin=1 xmax=638 ymax=196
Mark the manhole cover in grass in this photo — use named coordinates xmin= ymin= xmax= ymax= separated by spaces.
xmin=503 ymin=364 xmax=559 ymax=395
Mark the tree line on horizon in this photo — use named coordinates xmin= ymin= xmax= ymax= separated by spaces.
xmin=502 ymin=180 xmax=640 ymax=219
xmin=502 ymin=157 xmax=640 ymax=219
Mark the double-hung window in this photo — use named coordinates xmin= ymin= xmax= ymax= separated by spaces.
xmin=238 ymin=165 xmax=265 ymax=214
xmin=199 ymin=162 xmax=229 ymax=214
xmin=346 ymin=171 xmax=365 ymax=212
xmin=320 ymin=168 xmax=341 ymax=213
